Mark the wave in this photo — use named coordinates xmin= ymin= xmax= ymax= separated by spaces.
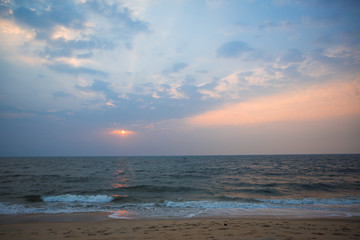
xmin=263 ymin=197 xmax=360 ymax=206
xmin=153 ymin=200 xmax=267 ymax=209
xmin=21 ymin=193 xmax=360 ymax=208
xmin=21 ymin=194 xmax=360 ymax=208
xmin=0 ymin=202 xmax=106 ymax=215
xmin=128 ymin=197 xmax=360 ymax=211
xmin=23 ymin=195 xmax=43 ymax=202
xmin=42 ymin=194 xmax=114 ymax=203
xmin=216 ymin=195 xmax=263 ymax=203
xmin=2 ymin=196 xmax=360 ymax=216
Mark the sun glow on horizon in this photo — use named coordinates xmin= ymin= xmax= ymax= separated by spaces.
xmin=110 ymin=129 xmax=134 ymax=135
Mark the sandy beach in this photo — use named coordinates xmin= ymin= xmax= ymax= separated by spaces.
xmin=1 ymin=215 xmax=359 ymax=240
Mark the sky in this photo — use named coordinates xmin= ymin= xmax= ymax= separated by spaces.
xmin=0 ymin=0 xmax=359 ymax=156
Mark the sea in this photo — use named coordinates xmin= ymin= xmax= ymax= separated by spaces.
xmin=0 ymin=154 xmax=360 ymax=219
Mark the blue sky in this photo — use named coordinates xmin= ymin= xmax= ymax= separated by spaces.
xmin=0 ymin=0 xmax=359 ymax=156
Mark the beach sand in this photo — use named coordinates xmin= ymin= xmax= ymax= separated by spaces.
xmin=0 ymin=215 xmax=359 ymax=240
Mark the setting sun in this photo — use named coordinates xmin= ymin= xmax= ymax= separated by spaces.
xmin=110 ymin=130 xmax=134 ymax=135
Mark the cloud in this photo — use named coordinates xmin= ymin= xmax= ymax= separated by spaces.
xmin=48 ymin=63 xmax=108 ymax=76
xmin=53 ymin=91 xmax=71 ymax=99
xmin=9 ymin=0 xmax=148 ymax=39
xmin=259 ymin=20 xmax=293 ymax=30
xmin=312 ymin=28 xmax=360 ymax=49
xmin=85 ymin=0 xmax=148 ymax=33
xmin=216 ymin=41 xmax=254 ymax=58
xmin=0 ymin=4 xmax=10 ymax=18
xmin=1 ymin=0 xmax=149 ymax=68
xmin=206 ymin=0 xmax=223 ymax=8
xmin=294 ymin=47 xmax=360 ymax=79
xmin=90 ymin=79 xmax=110 ymax=92
xmin=11 ymin=1 xmax=84 ymax=33
xmin=0 ymin=112 xmax=37 ymax=119
xmin=77 ymin=52 xmax=93 ymax=59
xmin=188 ymin=80 xmax=360 ymax=127
xmin=0 ymin=104 xmax=38 ymax=119
xmin=273 ymin=0 xmax=360 ymax=10
xmin=90 ymin=79 xmax=119 ymax=100
xmin=178 ymin=83 xmax=203 ymax=99
xmin=163 ymin=62 xmax=188 ymax=74
xmin=200 ymin=67 xmax=284 ymax=100
xmin=75 ymin=79 xmax=119 ymax=105
xmin=280 ymin=49 xmax=304 ymax=63
xmin=152 ymin=83 xmax=187 ymax=99
xmin=302 ymin=15 xmax=341 ymax=27
xmin=304 ymin=0 xmax=360 ymax=11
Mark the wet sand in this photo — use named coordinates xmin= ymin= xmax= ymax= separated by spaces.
xmin=0 ymin=215 xmax=359 ymax=240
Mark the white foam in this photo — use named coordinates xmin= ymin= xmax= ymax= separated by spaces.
xmin=126 ymin=198 xmax=360 ymax=211
xmin=42 ymin=194 xmax=114 ymax=203
xmin=108 ymin=210 xmax=135 ymax=219
xmin=2 ymin=196 xmax=360 ymax=217
xmin=0 ymin=202 xmax=35 ymax=215
xmin=162 ymin=200 xmax=268 ymax=209
xmin=0 ymin=201 xmax=104 ymax=215
xmin=261 ymin=197 xmax=360 ymax=206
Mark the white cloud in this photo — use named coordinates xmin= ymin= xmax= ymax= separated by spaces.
xmin=0 ymin=19 xmax=35 ymax=40
xmin=324 ymin=45 xmax=360 ymax=62
xmin=201 ymin=67 xmax=284 ymax=99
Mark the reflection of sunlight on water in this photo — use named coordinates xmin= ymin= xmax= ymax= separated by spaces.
xmin=111 ymin=183 xmax=128 ymax=188
xmin=109 ymin=210 xmax=133 ymax=219
xmin=111 ymin=194 xmax=128 ymax=198
xmin=114 ymin=169 xmax=124 ymax=174
xmin=111 ymin=160 xmax=131 ymax=189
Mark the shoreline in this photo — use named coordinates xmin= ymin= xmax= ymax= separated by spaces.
xmin=1 ymin=208 xmax=359 ymax=224
xmin=0 ymin=215 xmax=359 ymax=240
xmin=0 ymin=212 xmax=111 ymax=224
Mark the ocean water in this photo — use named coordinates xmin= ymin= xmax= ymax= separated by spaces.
xmin=0 ymin=155 xmax=359 ymax=219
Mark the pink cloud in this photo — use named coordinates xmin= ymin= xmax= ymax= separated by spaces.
xmin=188 ymin=80 xmax=360 ymax=127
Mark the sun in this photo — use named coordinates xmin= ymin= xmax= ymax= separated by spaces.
xmin=110 ymin=129 xmax=134 ymax=135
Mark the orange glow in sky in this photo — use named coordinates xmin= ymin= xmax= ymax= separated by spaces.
xmin=188 ymin=80 xmax=360 ymax=127
xmin=110 ymin=129 xmax=134 ymax=135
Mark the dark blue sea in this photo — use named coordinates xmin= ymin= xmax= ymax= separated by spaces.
xmin=1 ymin=155 xmax=359 ymax=219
